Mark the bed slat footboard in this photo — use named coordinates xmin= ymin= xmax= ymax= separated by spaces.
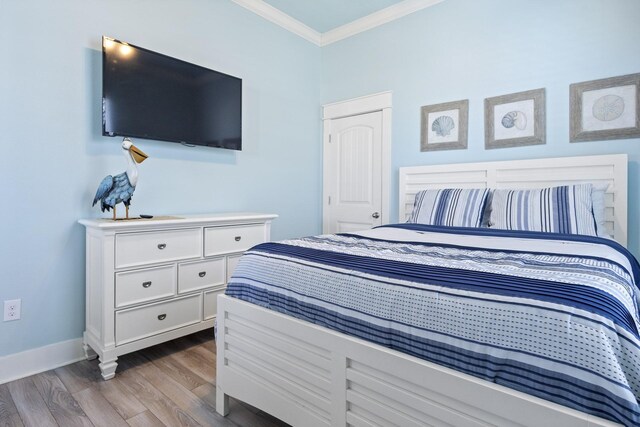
xmin=216 ymin=295 xmax=620 ymax=427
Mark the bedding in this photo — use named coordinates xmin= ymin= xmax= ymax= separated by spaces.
xmin=226 ymin=224 xmax=640 ymax=426
xmin=489 ymin=184 xmax=598 ymax=236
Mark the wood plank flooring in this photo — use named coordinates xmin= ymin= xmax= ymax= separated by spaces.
xmin=1 ymin=330 xmax=290 ymax=427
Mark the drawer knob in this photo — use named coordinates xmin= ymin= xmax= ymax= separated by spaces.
xmin=142 ymin=281 xmax=152 ymax=288
xmin=198 ymin=271 xmax=207 ymax=278
xmin=234 ymin=236 xmax=242 ymax=242
xmin=157 ymin=314 xmax=167 ymax=321
xmin=157 ymin=243 xmax=167 ymax=250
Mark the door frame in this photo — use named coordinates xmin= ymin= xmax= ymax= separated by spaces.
xmin=322 ymin=91 xmax=392 ymax=233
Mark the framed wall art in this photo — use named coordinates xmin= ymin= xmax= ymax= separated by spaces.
xmin=570 ymin=73 xmax=640 ymax=142
xmin=484 ymin=88 xmax=546 ymax=149
xmin=420 ymin=99 xmax=468 ymax=151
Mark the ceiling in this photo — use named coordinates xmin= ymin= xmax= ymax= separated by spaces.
xmin=262 ymin=0 xmax=405 ymax=33
xmin=233 ymin=0 xmax=444 ymax=46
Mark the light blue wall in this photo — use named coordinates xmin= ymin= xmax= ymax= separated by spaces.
xmin=0 ymin=0 xmax=322 ymax=357
xmin=322 ymin=0 xmax=640 ymax=257
xmin=1 ymin=0 xmax=639 ymax=359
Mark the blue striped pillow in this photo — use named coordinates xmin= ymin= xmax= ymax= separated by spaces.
xmin=408 ymin=188 xmax=490 ymax=227
xmin=489 ymin=184 xmax=597 ymax=236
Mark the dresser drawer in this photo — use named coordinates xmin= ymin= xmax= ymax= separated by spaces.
xmin=204 ymin=224 xmax=265 ymax=257
xmin=115 ymin=294 xmax=201 ymax=346
xmin=115 ymin=228 xmax=202 ymax=269
xmin=178 ymin=258 xmax=225 ymax=294
xmin=226 ymin=254 xmax=242 ymax=283
xmin=115 ymin=265 xmax=176 ymax=308
xmin=203 ymin=288 xmax=225 ymax=320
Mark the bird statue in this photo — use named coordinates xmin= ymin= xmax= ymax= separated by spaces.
xmin=93 ymin=138 xmax=149 ymax=220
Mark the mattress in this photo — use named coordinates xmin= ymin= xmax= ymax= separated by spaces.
xmin=225 ymin=223 xmax=640 ymax=426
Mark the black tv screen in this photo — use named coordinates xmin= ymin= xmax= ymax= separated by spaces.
xmin=102 ymin=37 xmax=242 ymax=150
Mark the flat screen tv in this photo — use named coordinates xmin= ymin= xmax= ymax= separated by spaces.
xmin=102 ymin=36 xmax=242 ymax=150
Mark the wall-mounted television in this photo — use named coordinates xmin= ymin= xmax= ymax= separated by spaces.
xmin=102 ymin=36 xmax=242 ymax=150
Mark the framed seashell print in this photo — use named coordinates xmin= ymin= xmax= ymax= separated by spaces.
xmin=420 ymin=99 xmax=469 ymax=151
xmin=485 ymin=88 xmax=546 ymax=149
xmin=570 ymin=73 xmax=640 ymax=142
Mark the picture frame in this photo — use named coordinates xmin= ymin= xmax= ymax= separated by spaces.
xmin=570 ymin=73 xmax=640 ymax=142
xmin=484 ymin=88 xmax=546 ymax=149
xmin=420 ymin=99 xmax=469 ymax=151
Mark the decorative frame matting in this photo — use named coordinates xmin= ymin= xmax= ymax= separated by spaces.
xmin=420 ymin=99 xmax=469 ymax=151
xmin=484 ymin=88 xmax=546 ymax=149
xmin=570 ymin=73 xmax=640 ymax=142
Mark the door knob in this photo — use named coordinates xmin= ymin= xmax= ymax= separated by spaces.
xmin=372 ymin=212 xmax=380 ymax=219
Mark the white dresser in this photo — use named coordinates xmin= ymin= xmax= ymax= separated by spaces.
xmin=79 ymin=213 xmax=277 ymax=379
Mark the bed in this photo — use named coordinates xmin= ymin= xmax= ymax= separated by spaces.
xmin=216 ymin=154 xmax=635 ymax=427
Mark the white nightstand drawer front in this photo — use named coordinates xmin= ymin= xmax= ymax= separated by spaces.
xmin=203 ymin=288 xmax=225 ymax=320
xmin=226 ymin=254 xmax=242 ymax=283
xmin=115 ymin=294 xmax=202 ymax=346
xmin=178 ymin=258 xmax=225 ymax=294
xmin=116 ymin=228 xmax=202 ymax=269
xmin=115 ymin=265 xmax=176 ymax=308
xmin=204 ymin=224 xmax=265 ymax=257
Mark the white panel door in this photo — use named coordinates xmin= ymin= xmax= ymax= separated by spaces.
xmin=324 ymin=111 xmax=383 ymax=234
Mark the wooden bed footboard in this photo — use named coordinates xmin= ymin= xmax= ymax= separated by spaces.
xmin=215 ymin=295 xmax=620 ymax=427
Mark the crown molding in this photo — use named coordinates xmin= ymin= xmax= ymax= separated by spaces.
xmin=231 ymin=0 xmax=445 ymax=47
xmin=321 ymin=0 xmax=445 ymax=46
xmin=231 ymin=0 xmax=322 ymax=46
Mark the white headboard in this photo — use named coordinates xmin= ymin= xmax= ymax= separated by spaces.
xmin=399 ymin=154 xmax=628 ymax=246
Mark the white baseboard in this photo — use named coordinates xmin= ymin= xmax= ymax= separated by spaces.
xmin=0 ymin=338 xmax=85 ymax=385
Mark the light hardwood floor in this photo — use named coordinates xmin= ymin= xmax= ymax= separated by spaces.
xmin=0 ymin=330 xmax=290 ymax=427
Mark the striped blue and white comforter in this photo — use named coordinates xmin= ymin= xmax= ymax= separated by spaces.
xmin=225 ymin=224 xmax=640 ymax=426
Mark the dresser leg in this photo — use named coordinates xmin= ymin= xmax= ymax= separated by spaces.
xmin=82 ymin=331 xmax=98 ymax=360
xmin=216 ymin=384 xmax=229 ymax=416
xmin=82 ymin=332 xmax=98 ymax=360
xmin=99 ymin=357 xmax=118 ymax=380
xmin=83 ymin=343 xmax=98 ymax=361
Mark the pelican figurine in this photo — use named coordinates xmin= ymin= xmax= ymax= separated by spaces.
xmin=93 ymin=138 xmax=149 ymax=220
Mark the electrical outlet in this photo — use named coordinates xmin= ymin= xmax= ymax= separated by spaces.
xmin=3 ymin=299 xmax=21 ymax=321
